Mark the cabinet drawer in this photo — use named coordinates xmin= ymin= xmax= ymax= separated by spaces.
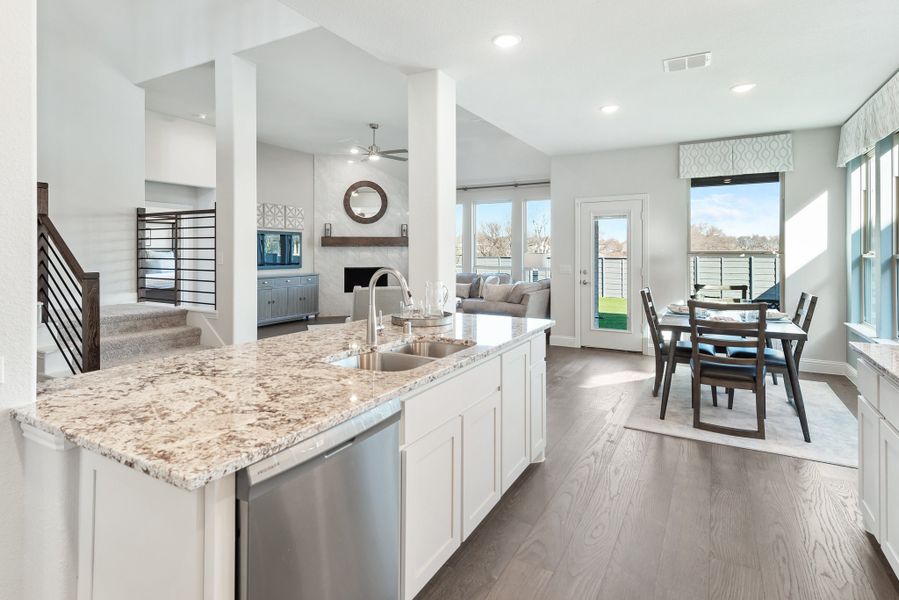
xmin=257 ymin=279 xmax=273 ymax=290
xmin=858 ymin=359 xmax=879 ymax=410
xmin=303 ymin=275 xmax=319 ymax=285
xmin=881 ymin=376 xmax=899 ymax=431
xmin=530 ymin=335 xmax=546 ymax=366
xmin=402 ymin=358 xmax=500 ymax=446
xmin=272 ymin=278 xmax=294 ymax=288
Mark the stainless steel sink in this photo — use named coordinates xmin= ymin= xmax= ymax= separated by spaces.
xmin=329 ymin=351 xmax=435 ymax=372
xmin=390 ymin=341 xmax=470 ymax=359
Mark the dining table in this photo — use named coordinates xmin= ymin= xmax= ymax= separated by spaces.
xmin=657 ymin=308 xmax=811 ymax=442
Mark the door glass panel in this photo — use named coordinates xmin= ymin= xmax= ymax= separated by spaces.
xmin=594 ymin=216 xmax=628 ymax=330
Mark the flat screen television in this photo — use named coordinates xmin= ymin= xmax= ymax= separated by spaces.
xmin=257 ymin=231 xmax=301 ymax=270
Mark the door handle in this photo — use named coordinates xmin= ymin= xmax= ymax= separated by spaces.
xmin=580 ymin=280 xmax=590 ymax=286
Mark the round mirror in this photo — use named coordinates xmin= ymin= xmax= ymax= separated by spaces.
xmin=344 ymin=181 xmax=387 ymax=224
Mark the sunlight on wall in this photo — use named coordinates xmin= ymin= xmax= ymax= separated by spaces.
xmin=786 ymin=192 xmax=828 ymax=277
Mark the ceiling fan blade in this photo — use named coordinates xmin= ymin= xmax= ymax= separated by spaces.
xmin=379 ymin=149 xmax=408 ymax=155
xmin=380 ymin=154 xmax=407 ymax=162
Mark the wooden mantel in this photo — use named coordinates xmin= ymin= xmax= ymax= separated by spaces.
xmin=320 ymin=236 xmax=409 ymax=247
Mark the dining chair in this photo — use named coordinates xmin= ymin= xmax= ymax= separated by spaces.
xmin=693 ymin=284 xmax=748 ymax=303
xmin=726 ymin=292 xmax=817 ymax=409
xmin=640 ymin=288 xmax=717 ymax=416
xmin=689 ymin=300 xmax=768 ymax=439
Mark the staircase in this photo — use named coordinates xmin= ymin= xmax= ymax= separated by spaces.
xmin=99 ymin=304 xmax=205 ymax=369
xmin=38 ymin=304 xmax=206 ymax=377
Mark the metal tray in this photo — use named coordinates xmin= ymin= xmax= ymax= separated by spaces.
xmin=391 ymin=311 xmax=454 ymax=328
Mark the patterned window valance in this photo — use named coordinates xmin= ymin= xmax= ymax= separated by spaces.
xmin=679 ymin=133 xmax=793 ymax=179
xmin=837 ymin=70 xmax=899 ymax=166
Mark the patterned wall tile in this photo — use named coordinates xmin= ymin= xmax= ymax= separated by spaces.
xmin=285 ymin=205 xmax=304 ymax=230
xmin=256 ymin=204 xmax=264 ymax=227
xmin=262 ymin=203 xmax=285 ymax=229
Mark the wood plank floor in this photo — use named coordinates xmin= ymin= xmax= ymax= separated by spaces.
xmin=416 ymin=346 xmax=899 ymax=600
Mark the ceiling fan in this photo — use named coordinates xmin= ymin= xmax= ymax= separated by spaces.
xmin=351 ymin=123 xmax=408 ymax=162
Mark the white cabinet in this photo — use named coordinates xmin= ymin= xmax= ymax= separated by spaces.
xmin=402 ymin=417 xmax=462 ymax=600
xmin=859 ymin=394 xmax=881 ymax=539
xmin=881 ymin=419 xmax=899 ymax=575
xmin=501 ymin=343 xmax=531 ymax=492
xmin=461 ymin=387 xmax=501 ymax=540
xmin=529 ymin=336 xmax=547 ymax=462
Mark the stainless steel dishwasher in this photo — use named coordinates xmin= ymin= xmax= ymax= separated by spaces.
xmin=236 ymin=398 xmax=401 ymax=600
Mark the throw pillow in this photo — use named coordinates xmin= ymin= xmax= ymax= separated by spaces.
xmin=508 ymin=281 xmax=542 ymax=304
xmin=479 ymin=275 xmax=500 ymax=298
xmin=455 ymin=283 xmax=470 ymax=299
xmin=483 ymin=282 xmax=515 ymax=303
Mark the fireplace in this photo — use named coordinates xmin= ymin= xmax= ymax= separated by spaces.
xmin=344 ymin=267 xmax=389 ymax=293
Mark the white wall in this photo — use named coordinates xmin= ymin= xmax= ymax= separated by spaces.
xmin=145 ymin=110 xmax=216 ymax=188
xmin=257 ymin=142 xmax=315 ymax=275
xmin=38 ymin=0 xmax=145 ymax=306
xmin=550 ymin=127 xmax=847 ymax=365
xmin=314 ymin=156 xmax=409 ymax=317
xmin=131 ymin=0 xmax=318 ymax=83
xmin=783 ymin=128 xmax=848 ymax=367
xmin=0 ymin=0 xmax=36 ymax=597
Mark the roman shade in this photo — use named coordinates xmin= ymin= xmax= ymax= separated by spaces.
xmin=679 ymin=133 xmax=794 ymax=179
xmin=837 ymin=70 xmax=899 ymax=166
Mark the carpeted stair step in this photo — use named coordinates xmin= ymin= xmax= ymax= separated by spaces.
xmin=100 ymin=325 xmax=201 ymax=367
xmin=100 ymin=304 xmax=189 ymax=336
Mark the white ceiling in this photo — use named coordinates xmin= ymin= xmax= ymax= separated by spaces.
xmin=141 ymin=27 xmax=549 ymax=182
xmin=277 ymin=0 xmax=899 ymax=155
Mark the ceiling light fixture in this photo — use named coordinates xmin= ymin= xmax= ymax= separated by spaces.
xmin=731 ymin=83 xmax=756 ymax=94
xmin=194 ymin=113 xmax=208 ymax=120
xmin=370 ymin=154 xmax=381 ymax=161
xmin=347 ymin=160 xmax=354 ymax=164
xmin=600 ymin=105 xmax=620 ymax=114
xmin=492 ymin=34 xmax=521 ymax=49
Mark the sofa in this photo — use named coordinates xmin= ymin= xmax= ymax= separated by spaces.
xmin=456 ymin=272 xmax=551 ymax=319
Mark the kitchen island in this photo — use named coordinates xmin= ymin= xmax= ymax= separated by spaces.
xmin=14 ymin=312 xmax=552 ymax=600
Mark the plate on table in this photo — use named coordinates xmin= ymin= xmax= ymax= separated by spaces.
xmin=766 ymin=309 xmax=791 ymax=322
xmin=666 ymin=304 xmax=708 ymax=318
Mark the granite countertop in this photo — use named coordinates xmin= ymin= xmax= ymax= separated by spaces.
xmin=13 ymin=313 xmax=552 ymax=491
xmin=851 ymin=342 xmax=899 ymax=385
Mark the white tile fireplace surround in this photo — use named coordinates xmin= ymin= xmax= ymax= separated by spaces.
xmin=314 ymin=155 xmax=409 ymax=317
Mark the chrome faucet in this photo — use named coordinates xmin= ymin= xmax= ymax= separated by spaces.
xmin=367 ymin=268 xmax=414 ymax=346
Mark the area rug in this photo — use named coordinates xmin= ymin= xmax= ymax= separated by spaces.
xmin=624 ymin=372 xmax=858 ymax=468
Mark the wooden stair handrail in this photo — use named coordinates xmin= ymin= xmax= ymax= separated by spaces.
xmin=37 ymin=182 xmax=101 ymax=373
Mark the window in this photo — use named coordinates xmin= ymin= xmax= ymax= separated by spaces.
xmin=475 ymin=202 xmax=512 ymax=275
xmin=860 ymin=154 xmax=876 ymax=325
xmin=455 ymin=204 xmax=464 ymax=272
xmin=525 ymin=199 xmax=551 ymax=281
xmin=689 ymin=173 xmax=783 ymax=309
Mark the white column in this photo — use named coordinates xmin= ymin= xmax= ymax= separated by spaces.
xmin=408 ymin=70 xmax=457 ymax=308
xmin=215 ymin=55 xmax=258 ymax=344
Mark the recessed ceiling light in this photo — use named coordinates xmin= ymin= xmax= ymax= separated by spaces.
xmin=600 ymin=105 xmax=620 ymax=114
xmin=350 ymin=148 xmax=359 ymax=154
xmin=731 ymin=83 xmax=756 ymax=94
xmin=194 ymin=113 xmax=208 ymax=120
xmin=346 ymin=160 xmax=354 ymax=164
xmin=492 ymin=34 xmax=521 ymax=49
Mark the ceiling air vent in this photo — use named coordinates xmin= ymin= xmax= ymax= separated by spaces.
xmin=663 ymin=51 xmax=712 ymax=73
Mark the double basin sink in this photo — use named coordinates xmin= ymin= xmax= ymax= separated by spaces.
xmin=329 ymin=341 xmax=470 ymax=372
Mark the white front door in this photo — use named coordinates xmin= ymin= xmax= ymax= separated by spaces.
xmin=578 ymin=198 xmax=644 ymax=351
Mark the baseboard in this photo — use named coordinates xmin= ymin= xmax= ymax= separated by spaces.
xmin=800 ymin=358 xmax=850 ymax=378
xmin=549 ymin=335 xmax=578 ymax=348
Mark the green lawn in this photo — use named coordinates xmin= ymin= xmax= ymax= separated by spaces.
xmin=596 ymin=296 xmax=628 ymax=330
